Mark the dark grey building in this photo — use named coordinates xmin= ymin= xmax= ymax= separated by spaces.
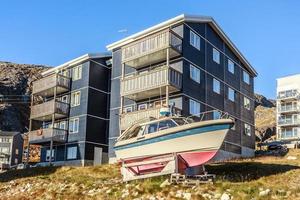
xmin=106 ymin=14 xmax=257 ymax=162
xmin=0 ymin=131 xmax=23 ymax=170
xmin=28 ymin=53 xmax=111 ymax=166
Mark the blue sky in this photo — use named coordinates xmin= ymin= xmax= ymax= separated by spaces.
xmin=0 ymin=0 xmax=299 ymax=99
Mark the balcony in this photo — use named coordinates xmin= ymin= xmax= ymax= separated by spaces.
xmin=278 ymin=117 xmax=300 ymax=127
xmin=121 ymin=66 xmax=182 ymax=100
xmin=32 ymin=73 xmax=70 ymax=97
xmin=278 ymin=105 xmax=300 ymax=114
xmin=277 ymin=90 xmax=300 ymax=102
xmin=120 ymin=106 xmax=181 ymax=130
xmin=30 ymin=100 xmax=69 ymax=121
xmin=278 ymin=128 xmax=299 ymax=140
xmin=28 ymin=128 xmax=67 ymax=144
xmin=122 ymin=30 xmax=182 ymax=68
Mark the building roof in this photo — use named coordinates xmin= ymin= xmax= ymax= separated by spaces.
xmin=106 ymin=14 xmax=257 ymax=76
xmin=0 ymin=131 xmax=19 ymax=137
xmin=42 ymin=52 xmax=112 ymax=76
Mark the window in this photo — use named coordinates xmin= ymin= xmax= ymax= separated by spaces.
xmin=189 ymin=99 xmax=200 ymax=116
xmin=46 ymin=149 xmax=55 ymax=161
xmin=15 ymin=158 xmax=18 ymax=164
xmin=213 ymin=48 xmax=220 ymax=64
xmin=213 ymin=79 xmax=221 ymax=94
xmin=67 ymin=146 xmax=78 ymax=160
xmin=190 ymin=64 xmax=200 ymax=83
xmin=190 ymin=30 xmax=200 ymax=50
xmin=244 ymin=123 xmax=251 ymax=136
xmin=124 ymin=106 xmax=132 ymax=113
xmin=72 ymin=65 xmax=82 ymax=81
xmin=0 ymin=147 xmax=9 ymax=154
xmin=244 ymin=97 xmax=251 ymax=110
xmin=59 ymin=121 xmax=66 ymax=130
xmin=69 ymin=118 xmax=79 ymax=133
xmin=213 ymin=111 xmax=221 ymax=120
xmin=228 ymin=59 xmax=235 ymax=74
xmin=146 ymin=123 xmax=158 ymax=134
xmin=15 ymin=149 xmax=19 ymax=155
xmin=138 ymin=104 xmax=147 ymax=110
xmin=228 ymin=87 xmax=235 ymax=102
xmin=243 ymin=71 xmax=250 ymax=84
xmin=158 ymin=120 xmax=177 ymax=131
xmin=71 ymin=91 xmax=80 ymax=107
xmin=61 ymin=95 xmax=68 ymax=103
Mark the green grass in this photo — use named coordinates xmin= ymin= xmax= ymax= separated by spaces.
xmin=1 ymin=151 xmax=300 ymax=199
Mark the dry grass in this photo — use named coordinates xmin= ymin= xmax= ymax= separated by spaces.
xmin=1 ymin=150 xmax=300 ymax=199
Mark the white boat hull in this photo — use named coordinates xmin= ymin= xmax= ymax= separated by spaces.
xmin=115 ymin=121 xmax=231 ymax=161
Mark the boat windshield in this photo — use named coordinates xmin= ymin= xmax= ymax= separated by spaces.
xmin=118 ymin=118 xmax=190 ymax=141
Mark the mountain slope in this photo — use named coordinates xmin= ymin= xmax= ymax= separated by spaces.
xmin=0 ymin=61 xmax=49 ymax=132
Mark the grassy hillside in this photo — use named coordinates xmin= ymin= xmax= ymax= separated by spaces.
xmin=1 ymin=150 xmax=300 ymax=200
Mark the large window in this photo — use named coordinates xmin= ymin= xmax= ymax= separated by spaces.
xmin=228 ymin=59 xmax=235 ymax=74
xmin=67 ymin=146 xmax=78 ymax=160
xmin=244 ymin=97 xmax=251 ymax=110
xmin=72 ymin=65 xmax=82 ymax=81
xmin=189 ymin=99 xmax=200 ymax=116
xmin=244 ymin=123 xmax=251 ymax=136
xmin=190 ymin=30 xmax=200 ymax=50
xmin=213 ymin=78 xmax=221 ymax=94
xmin=69 ymin=118 xmax=79 ymax=133
xmin=0 ymin=147 xmax=9 ymax=154
xmin=189 ymin=64 xmax=200 ymax=83
xmin=228 ymin=87 xmax=235 ymax=102
xmin=243 ymin=71 xmax=250 ymax=84
xmin=213 ymin=48 xmax=220 ymax=64
xmin=71 ymin=91 xmax=81 ymax=107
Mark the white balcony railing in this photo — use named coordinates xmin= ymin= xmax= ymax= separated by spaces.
xmin=122 ymin=30 xmax=182 ymax=64
xmin=121 ymin=66 xmax=182 ymax=98
xmin=278 ymin=105 xmax=300 ymax=113
xmin=278 ymin=128 xmax=299 ymax=140
xmin=29 ymin=128 xmax=67 ymax=143
xmin=278 ymin=117 xmax=300 ymax=126
xmin=33 ymin=73 xmax=70 ymax=95
xmin=277 ymin=90 xmax=300 ymax=101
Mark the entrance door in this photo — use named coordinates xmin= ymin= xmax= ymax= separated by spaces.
xmin=93 ymin=147 xmax=102 ymax=166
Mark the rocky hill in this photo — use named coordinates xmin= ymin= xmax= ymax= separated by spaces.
xmin=254 ymin=94 xmax=276 ymax=142
xmin=0 ymin=61 xmax=49 ymax=132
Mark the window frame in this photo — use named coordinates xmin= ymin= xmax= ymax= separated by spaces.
xmin=228 ymin=59 xmax=235 ymax=74
xmin=189 ymin=30 xmax=200 ymax=50
xmin=189 ymin=64 xmax=200 ymax=83
xmin=244 ymin=97 xmax=251 ymax=110
xmin=72 ymin=65 xmax=82 ymax=81
xmin=213 ymin=48 xmax=220 ymax=64
xmin=67 ymin=146 xmax=78 ymax=160
xmin=243 ymin=71 xmax=250 ymax=84
xmin=71 ymin=91 xmax=81 ymax=107
xmin=244 ymin=123 xmax=251 ymax=136
xmin=69 ymin=118 xmax=79 ymax=134
xmin=213 ymin=78 xmax=221 ymax=94
xmin=228 ymin=87 xmax=235 ymax=102
xmin=189 ymin=99 xmax=200 ymax=117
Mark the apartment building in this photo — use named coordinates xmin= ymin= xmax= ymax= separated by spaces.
xmin=0 ymin=131 xmax=23 ymax=170
xmin=27 ymin=53 xmax=111 ymax=166
xmin=107 ymin=14 xmax=257 ymax=162
xmin=277 ymin=74 xmax=300 ymax=145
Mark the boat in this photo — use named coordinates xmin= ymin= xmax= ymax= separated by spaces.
xmin=114 ymin=114 xmax=234 ymax=164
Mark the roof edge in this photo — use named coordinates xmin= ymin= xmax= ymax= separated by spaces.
xmin=42 ymin=52 xmax=111 ymax=76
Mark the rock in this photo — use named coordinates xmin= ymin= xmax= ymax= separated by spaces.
xmin=160 ymin=179 xmax=171 ymax=188
xmin=259 ymin=189 xmax=270 ymax=197
xmin=182 ymin=192 xmax=192 ymax=200
xmin=175 ymin=190 xmax=183 ymax=198
xmin=287 ymin=156 xmax=297 ymax=160
xmin=221 ymin=193 xmax=231 ymax=200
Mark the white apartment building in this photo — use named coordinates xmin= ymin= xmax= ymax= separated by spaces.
xmin=277 ymin=74 xmax=300 ymax=143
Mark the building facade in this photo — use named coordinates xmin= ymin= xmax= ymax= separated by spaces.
xmin=276 ymin=74 xmax=300 ymax=145
xmin=107 ymin=14 xmax=257 ymax=162
xmin=0 ymin=131 xmax=23 ymax=170
xmin=28 ymin=53 xmax=111 ymax=166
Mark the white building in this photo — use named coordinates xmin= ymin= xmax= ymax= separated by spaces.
xmin=277 ymin=74 xmax=300 ymax=144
